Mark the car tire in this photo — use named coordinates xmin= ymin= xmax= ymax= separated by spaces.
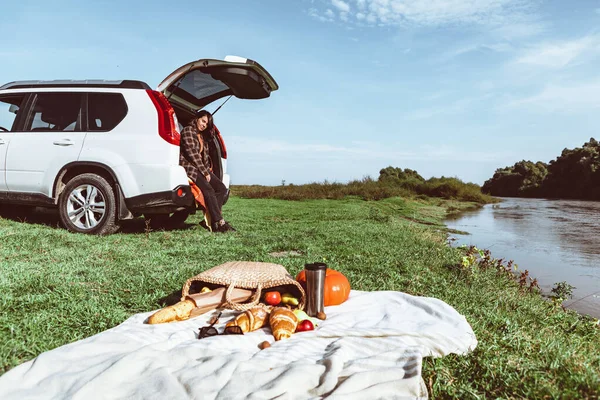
xmin=58 ymin=173 xmax=119 ymax=235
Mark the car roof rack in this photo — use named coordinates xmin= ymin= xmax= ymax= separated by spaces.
xmin=0 ymin=80 xmax=151 ymax=90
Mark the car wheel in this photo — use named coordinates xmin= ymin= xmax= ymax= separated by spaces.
xmin=58 ymin=173 xmax=119 ymax=235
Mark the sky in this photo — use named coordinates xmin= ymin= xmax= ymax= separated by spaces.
xmin=1 ymin=0 xmax=599 ymax=186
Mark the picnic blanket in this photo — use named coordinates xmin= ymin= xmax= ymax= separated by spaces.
xmin=0 ymin=291 xmax=477 ymax=400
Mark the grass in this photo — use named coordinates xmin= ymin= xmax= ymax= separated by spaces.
xmin=1 ymin=196 xmax=599 ymax=399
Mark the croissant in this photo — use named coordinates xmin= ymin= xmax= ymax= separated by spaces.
xmin=269 ymin=307 xmax=298 ymax=341
xmin=225 ymin=306 xmax=270 ymax=333
xmin=147 ymin=299 xmax=196 ymax=324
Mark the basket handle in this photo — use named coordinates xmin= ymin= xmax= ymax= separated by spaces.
xmin=291 ymin=280 xmax=306 ymax=311
xmin=225 ymin=282 xmax=263 ymax=311
xmin=180 ymin=278 xmax=197 ymax=301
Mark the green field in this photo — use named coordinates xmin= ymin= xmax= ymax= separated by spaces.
xmin=1 ymin=196 xmax=599 ymax=399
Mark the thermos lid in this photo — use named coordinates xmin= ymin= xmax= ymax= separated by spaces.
xmin=304 ymin=262 xmax=327 ymax=271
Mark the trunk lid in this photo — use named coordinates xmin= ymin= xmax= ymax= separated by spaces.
xmin=158 ymin=56 xmax=278 ymax=123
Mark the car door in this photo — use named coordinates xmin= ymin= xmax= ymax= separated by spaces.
xmin=157 ymin=55 xmax=279 ymax=126
xmin=0 ymin=93 xmax=28 ymax=191
xmin=5 ymin=92 xmax=86 ymax=196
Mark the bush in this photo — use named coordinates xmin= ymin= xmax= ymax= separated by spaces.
xmin=233 ymin=173 xmax=497 ymax=204
xmin=419 ymin=177 xmax=492 ymax=203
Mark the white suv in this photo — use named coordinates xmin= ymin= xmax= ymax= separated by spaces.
xmin=0 ymin=56 xmax=278 ymax=234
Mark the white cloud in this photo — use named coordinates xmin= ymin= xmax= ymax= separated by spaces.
xmin=514 ymin=34 xmax=600 ymax=68
xmin=331 ymin=0 xmax=351 ymax=13
xmin=308 ymin=7 xmax=335 ymax=22
xmin=445 ymin=43 xmax=481 ymax=58
xmin=228 ymin=136 xmax=408 ymax=159
xmin=491 ymin=21 xmax=545 ymax=39
xmin=503 ymin=79 xmax=600 ymax=113
xmin=309 ymin=0 xmax=540 ymax=30
xmin=227 ymin=135 xmax=503 ymax=162
xmin=486 ymin=42 xmax=514 ymax=53
xmin=372 ymin=60 xmax=389 ymax=67
xmin=435 ymin=41 xmax=514 ymax=63
xmin=421 ymin=91 xmax=449 ymax=101
xmin=404 ymin=93 xmax=494 ymax=120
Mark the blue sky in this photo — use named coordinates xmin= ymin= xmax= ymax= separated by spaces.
xmin=1 ymin=0 xmax=599 ymax=185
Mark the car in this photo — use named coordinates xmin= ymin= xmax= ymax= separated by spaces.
xmin=0 ymin=55 xmax=279 ymax=234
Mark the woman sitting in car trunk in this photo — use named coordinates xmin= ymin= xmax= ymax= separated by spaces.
xmin=179 ymin=110 xmax=235 ymax=233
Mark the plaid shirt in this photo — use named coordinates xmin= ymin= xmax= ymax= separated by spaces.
xmin=179 ymin=120 xmax=211 ymax=182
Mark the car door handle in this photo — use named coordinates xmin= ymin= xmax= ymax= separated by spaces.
xmin=53 ymin=139 xmax=74 ymax=146
xmin=0 ymin=139 xmax=5 ymax=145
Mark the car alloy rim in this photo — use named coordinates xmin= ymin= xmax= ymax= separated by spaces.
xmin=66 ymin=184 xmax=106 ymax=229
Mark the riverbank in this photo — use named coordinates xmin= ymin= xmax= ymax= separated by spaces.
xmin=1 ymin=196 xmax=598 ymax=398
xmin=446 ymin=197 xmax=600 ymax=320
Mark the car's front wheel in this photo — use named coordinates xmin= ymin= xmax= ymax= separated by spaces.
xmin=58 ymin=173 xmax=119 ymax=235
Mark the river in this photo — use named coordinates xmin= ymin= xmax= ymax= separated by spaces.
xmin=445 ymin=197 xmax=600 ymax=320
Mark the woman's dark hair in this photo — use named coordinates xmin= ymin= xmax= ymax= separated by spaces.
xmin=196 ymin=110 xmax=214 ymax=133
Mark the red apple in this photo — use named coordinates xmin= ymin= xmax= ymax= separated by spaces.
xmin=263 ymin=291 xmax=281 ymax=306
xmin=296 ymin=319 xmax=314 ymax=332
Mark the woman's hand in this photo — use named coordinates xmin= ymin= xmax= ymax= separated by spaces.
xmin=205 ymin=174 xmax=211 ymax=182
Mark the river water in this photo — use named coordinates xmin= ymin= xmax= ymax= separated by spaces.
xmin=445 ymin=198 xmax=600 ymax=320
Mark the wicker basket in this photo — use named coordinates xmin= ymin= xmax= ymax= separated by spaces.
xmin=181 ymin=261 xmax=306 ymax=311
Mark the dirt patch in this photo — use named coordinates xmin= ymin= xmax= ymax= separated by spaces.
xmin=269 ymin=250 xmax=303 ymax=257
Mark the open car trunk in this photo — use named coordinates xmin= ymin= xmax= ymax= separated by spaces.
xmin=158 ymin=56 xmax=279 ymax=127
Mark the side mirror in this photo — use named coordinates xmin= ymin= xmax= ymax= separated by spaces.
xmin=8 ymin=104 xmax=19 ymax=114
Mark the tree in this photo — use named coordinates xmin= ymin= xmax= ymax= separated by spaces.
xmin=483 ymin=138 xmax=600 ymax=200
xmin=379 ymin=167 xmax=425 ymax=182
xmin=541 ymin=138 xmax=600 ymax=199
xmin=482 ymin=161 xmax=547 ymax=197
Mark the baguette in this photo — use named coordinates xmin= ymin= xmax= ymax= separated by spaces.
xmin=147 ymin=299 xmax=196 ymax=324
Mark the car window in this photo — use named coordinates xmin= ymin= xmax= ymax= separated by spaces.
xmin=87 ymin=93 xmax=127 ymax=132
xmin=24 ymin=93 xmax=82 ymax=132
xmin=0 ymin=94 xmax=27 ymax=132
xmin=174 ymin=70 xmax=230 ymax=104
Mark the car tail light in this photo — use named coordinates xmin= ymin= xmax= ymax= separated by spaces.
xmin=214 ymin=125 xmax=227 ymax=159
xmin=177 ymin=188 xmax=184 ymax=197
xmin=146 ymin=90 xmax=180 ymax=146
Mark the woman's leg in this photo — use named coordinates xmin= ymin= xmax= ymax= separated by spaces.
xmin=208 ymin=172 xmax=227 ymax=210
xmin=193 ymin=175 xmax=223 ymax=224
xmin=206 ymin=173 xmax=235 ymax=232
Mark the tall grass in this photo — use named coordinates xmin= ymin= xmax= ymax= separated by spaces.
xmin=233 ymin=176 xmax=497 ymax=204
